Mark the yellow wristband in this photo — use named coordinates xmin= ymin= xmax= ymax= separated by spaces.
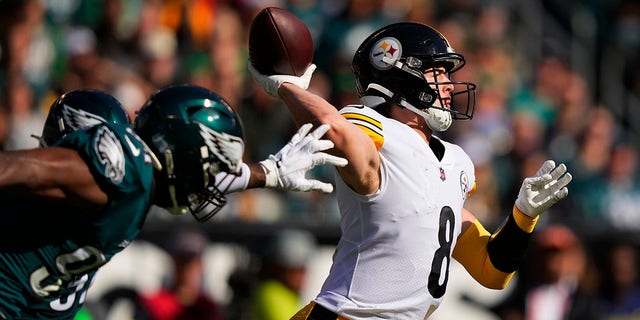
xmin=512 ymin=205 xmax=539 ymax=233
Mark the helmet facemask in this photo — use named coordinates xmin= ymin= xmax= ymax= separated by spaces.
xmin=187 ymin=179 xmax=228 ymax=223
xmin=371 ymin=54 xmax=476 ymax=132
xmin=161 ymin=148 xmax=243 ymax=222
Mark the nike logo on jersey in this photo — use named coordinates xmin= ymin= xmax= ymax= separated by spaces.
xmin=124 ymin=135 xmax=141 ymax=157
xmin=198 ymin=123 xmax=244 ymax=174
xmin=124 ymin=128 xmax=162 ymax=170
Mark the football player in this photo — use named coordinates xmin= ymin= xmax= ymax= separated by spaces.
xmin=249 ymin=22 xmax=573 ymax=319
xmin=0 ymin=85 xmax=346 ymax=319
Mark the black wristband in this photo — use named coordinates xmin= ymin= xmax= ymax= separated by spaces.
xmin=486 ymin=213 xmax=533 ymax=273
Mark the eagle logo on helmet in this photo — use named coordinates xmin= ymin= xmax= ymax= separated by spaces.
xmin=198 ymin=123 xmax=244 ymax=175
xmin=370 ymin=37 xmax=402 ymax=70
xmin=61 ymin=103 xmax=108 ymax=132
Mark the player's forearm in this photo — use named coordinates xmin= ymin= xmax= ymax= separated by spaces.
xmin=0 ymin=149 xmax=61 ymax=189
xmin=247 ymin=162 xmax=267 ymax=189
xmin=214 ymin=162 xmax=274 ymax=192
xmin=279 ymin=82 xmax=340 ymax=128
xmin=0 ymin=151 xmax=34 ymax=188
xmin=0 ymin=148 xmax=108 ymax=206
xmin=278 ymin=83 xmax=368 ymax=155
xmin=278 ymin=83 xmax=377 ymax=190
xmin=486 ymin=206 xmax=538 ymax=272
xmin=213 ymin=163 xmax=256 ymax=194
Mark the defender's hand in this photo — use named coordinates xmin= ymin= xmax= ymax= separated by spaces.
xmin=515 ymin=160 xmax=573 ymax=218
xmin=248 ymin=61 xmax=316 ymax=97
xmin=260 ymin=123 xmax=347 ymax=193
xmin=30 ymin=267 xmax=63 ymax=297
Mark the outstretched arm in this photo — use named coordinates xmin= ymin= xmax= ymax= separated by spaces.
xmin=0 ymin=148 xmax=108 ymax=209
xmin=214 ymin=123 xmax=347 ymax=194
xmin=257 ymin=123 xmax=347 ymax=192
xmin=453 ymin=160 xmax=573 ymax=289
xmin=248 ymin=62 xmax=380 ymax=195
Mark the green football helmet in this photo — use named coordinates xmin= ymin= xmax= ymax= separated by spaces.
xmin=134 ymin=84 xmax=245 ymax=222
xmin=39 ymin=89 xmax=130 ymax=146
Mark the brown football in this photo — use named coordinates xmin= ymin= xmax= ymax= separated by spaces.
xmin=248 ymin=7 xmax=314 ymax=76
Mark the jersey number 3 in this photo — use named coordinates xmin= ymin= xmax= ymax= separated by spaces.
xmin=428 ymin=206 xmax=455 ymax=298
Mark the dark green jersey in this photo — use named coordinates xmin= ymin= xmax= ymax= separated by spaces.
xmin=0 ymin=122 xmax=154 ymax=319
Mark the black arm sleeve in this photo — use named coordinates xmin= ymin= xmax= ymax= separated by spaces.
xmin=486 ymin=213 xmax=534 ymax=273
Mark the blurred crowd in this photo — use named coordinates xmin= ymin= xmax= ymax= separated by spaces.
xmin=1 ymin=0 xmax=640 ymax=319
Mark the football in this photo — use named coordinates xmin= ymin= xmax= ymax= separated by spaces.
xmin=248 ymin=6 xmax=314 ymax=76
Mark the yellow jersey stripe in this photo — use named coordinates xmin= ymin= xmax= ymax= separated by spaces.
xmin=342 ymin=112 xmax=384 ymax=150
xmin=341 ymin=112 xmax=382 ymax=130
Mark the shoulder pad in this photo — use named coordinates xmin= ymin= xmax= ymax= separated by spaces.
xmin=340 ymin=105 xmax=384 ymax=150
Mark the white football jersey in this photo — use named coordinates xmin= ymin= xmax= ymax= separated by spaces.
xmin=314 ymin=105 xmax=476 ymax=319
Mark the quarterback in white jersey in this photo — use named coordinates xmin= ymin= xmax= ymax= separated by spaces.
xmin=249 ymin=22 xmax=572 ymax=319
xmin=316 ymin=105 xmax=475 ymax=318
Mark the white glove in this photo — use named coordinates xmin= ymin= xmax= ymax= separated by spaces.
xmin=260 ymin=123 xmax=348 ymax=193
xmin=30 ymin=266 xmax=62 ymax=297
xmin=248 ymin=61 xmax=316 ymax=97
xmin=515 ymin=160 xmax=573 ymax=218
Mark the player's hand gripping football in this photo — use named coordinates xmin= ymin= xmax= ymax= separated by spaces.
xmin=515 ymin=160 xmax=573 ymax=218
xmin=260 ymin=123 xmax=347 ymax=193
xmin=248 ymin=61 xmax=316 ymax=97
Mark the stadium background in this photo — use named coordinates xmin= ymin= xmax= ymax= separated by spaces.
xmin=1 ymin=0 xmax=639 ymax=319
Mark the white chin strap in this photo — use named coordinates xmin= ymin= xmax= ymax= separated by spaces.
xmin=401 ymin=101 xmax=452 ymax=132
xmin=426 ymin=108 xmax=452 ymax=132
xmin=362 ymin=83 xmax=452 ymax=132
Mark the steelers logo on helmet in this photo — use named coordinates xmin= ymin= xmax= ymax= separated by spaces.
xmin=370 ymin=37 xmax=402 ymax=70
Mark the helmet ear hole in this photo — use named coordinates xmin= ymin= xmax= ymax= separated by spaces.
xmin=418 ymin=91 xmax=436 ymax=105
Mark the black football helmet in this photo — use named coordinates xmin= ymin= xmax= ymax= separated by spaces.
xmin=38 ymin=89 xmax=130 ymax=146
xmin=352 ymin=22 xmax=476 ymax=131
xmin=134 ymin=84 xmax=245 ymax=222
